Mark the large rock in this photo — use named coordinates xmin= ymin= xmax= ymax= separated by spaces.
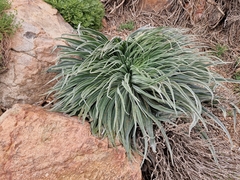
xmin=0 ymin=104 xmax=141 ymax=180
xmin=0 ymin=0 xmax=73 ymax=108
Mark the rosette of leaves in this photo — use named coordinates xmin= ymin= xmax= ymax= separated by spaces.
xmin=48 ymin=26 xmax=238 ymax=162
xmin=44 ymin=0 xmax=104 ymax=29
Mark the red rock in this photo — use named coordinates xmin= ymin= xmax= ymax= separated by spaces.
xmin=0 ymin=104 xmax=141 ymax=180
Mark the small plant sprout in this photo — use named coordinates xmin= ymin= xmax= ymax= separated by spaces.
xmin=118 ymin=20 xmax=135 ymax=31
xmin=214 ymin=43 xmax=228 ymax=58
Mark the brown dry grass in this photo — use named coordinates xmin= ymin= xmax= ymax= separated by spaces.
xmin=138 ymin=123 xmax=240 ymax=180
xmin=0 ymin=34 xmax=11 ymax=74
xmin=102 ymin=0 xmax=240 ymax=65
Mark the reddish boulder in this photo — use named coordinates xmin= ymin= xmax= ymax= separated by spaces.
xmin=0 ymin=104 xmax=141 ymax=180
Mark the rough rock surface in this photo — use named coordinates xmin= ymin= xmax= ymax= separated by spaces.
xmin=0 ymin=104 xmax=142 ymax=180
xmin=0 ymin=0 xmax=73 ymax=108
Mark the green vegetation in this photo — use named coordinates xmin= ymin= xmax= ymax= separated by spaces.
xmin=0 ymin=12 xmax=17 ymax=39
xmin=118 ymin=21 xmax=135 ymax=31
xmin=234 ymin=71 xmax=240 ymax=80
xmin=47 ymin=26 xmax=238 ymax=162
xmin=0 ymin=0 xmax=18 ymax=40
xmin=44 ymin=0 xmax=105 ymax=30
xmin=0 ymin=0 xmax=10 ymax=15
xmin=214 ymin=43 xmax=228 ymax=58
xmin=0 ymin=0 xmax=19 ymax=71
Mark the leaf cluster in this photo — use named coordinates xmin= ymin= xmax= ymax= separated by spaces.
xmin=214 ymin=43 xmax=228 ymax=58
xmin=0 ymin=0 xmax=18 ymax=40
xmin=44 ymin=0 xmax=105 ymax=30
xmin=48 ymin=26 xmax=238 ymax=163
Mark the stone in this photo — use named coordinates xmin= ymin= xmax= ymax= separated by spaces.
xmin=0 ymin=104 xmax=142 ymax=180
xmin=0 ymin=0 xmax=73 ymax=108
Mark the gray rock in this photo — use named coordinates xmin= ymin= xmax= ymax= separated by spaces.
xmin=0 ymin=0 xmax=73 ymax=107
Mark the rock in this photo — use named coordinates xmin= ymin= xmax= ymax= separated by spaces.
xmin=0 ymin=0 xmax=73 ymax=108
xmin=0 ymin=104 xmax=142 ymax=180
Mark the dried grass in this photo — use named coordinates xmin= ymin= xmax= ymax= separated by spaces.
xmin=103 ymin=0 xmax=240 ymax=64
xmin=0 ymin=35 xmax=10 ymax=73
xmin=138 ymin=123 xmax=240 ymax=180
